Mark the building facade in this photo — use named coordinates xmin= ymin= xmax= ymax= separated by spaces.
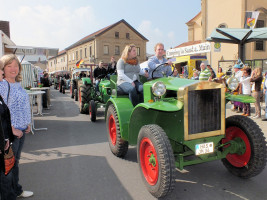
xmin=65 ymin=19 xmax=148 ymax=71
xmin=48 ymin=50 xmax=67 ymax=72
xmin=173 ymin=0 xmax=267 ymax=73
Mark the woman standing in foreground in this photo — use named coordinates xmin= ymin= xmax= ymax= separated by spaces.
xmin=117 ymin=44 xmax=148 ymax=107
xmin=0 ymin=60 xmax=16 ymax=200
xmin=0 ymin=54 xmax=33 ymax=198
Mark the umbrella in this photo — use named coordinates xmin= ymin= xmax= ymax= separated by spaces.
xmin=206 ymin=27 xmax=267 ymax=61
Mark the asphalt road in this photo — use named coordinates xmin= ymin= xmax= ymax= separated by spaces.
xmin=19 ymin=88 xmax=267 ymax=200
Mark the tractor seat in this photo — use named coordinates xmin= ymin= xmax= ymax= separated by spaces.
xmin=112 ymin=88 xmax=128 ymax=96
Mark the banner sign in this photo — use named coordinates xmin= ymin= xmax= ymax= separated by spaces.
xmin=244 ymin=11 xmax=260 ymax=29
xmin=166 ymin=42 xmax=211 ymax=58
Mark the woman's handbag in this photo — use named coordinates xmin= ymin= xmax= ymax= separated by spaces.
xmin=4 ymin=147 xmax=15 ymax=175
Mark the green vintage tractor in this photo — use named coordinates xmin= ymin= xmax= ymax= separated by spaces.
xmin=105 ymin=75 xmax=266 ymax=198
xmin=71 ymin=64 xmax=112 ymax=120
xmin=87 ymin=74 xmax=111 ymax=122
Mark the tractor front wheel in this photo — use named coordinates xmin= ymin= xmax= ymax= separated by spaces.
xmin=137 ymin=124 xmax=175 ymax=198
xmin=89 ymin=100 xmax=97 ymax=122
xmin=222 ymin=115 xmax=267 ymax=178
xmin=106 ymin=104 xmax=128 ymax=157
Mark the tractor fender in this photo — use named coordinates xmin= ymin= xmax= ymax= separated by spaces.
xmin=81 ymin=77 xmax=92 ymax=85
xmin=128 ymin=103 xmax=184 ymax=145
xmin=105 ymin=98 xmax=134 ymax=141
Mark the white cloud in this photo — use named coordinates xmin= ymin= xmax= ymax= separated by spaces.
xmin=2 ymin=4 xmax=97 ymax=51
xmin=138 ymin=20 xmax=177 ymax=54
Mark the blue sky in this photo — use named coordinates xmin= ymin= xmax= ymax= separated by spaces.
xmin=0 ymin=0 xmax=201 ymax=55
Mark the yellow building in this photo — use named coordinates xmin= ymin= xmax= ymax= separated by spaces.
xmin=171 ymin=0 xmax=267 ymax=74
xmin=48 ymin=50 xmax=67 ymax=73
xmin=65 ymin=19 xmax=148 ymax=71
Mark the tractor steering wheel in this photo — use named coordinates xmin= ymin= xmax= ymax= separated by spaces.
xmin=151 ymin=63 xmax=168 ymax=79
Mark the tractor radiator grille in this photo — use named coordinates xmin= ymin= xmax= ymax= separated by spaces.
xmin=188 ymin=89 xmax=221 ymax=135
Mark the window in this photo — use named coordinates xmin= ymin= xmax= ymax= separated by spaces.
xmin=104 ymin=45 xmax=109 ymax=55
xmin=72 ymin=53 xmax=75 ymax=61
xmin=115 ymin=46 xmax=120 ymax=55
xmin=115 ymin=32 xmax=119 ymax=38
xmin=255 ymin=20 xmax=265 ymax=51
xmin=89 ymin=46 xmax=92 ymax=57
xmin=136 ymin=47 xmax=140 ymax=56
xmin=126 ymin=33 xmax=130 ymax=39
xmin=76 ymin=51 xmax=78 ymax=60
xmin=69 ymin=54 xmax=71 ymax=61
xmin=80 ymin=49 xmax=82 ymax=59
xmin=85 ymin=48 xmax=87 ymax=58
xmin=218 ymin=23 xmax=228 ymax=28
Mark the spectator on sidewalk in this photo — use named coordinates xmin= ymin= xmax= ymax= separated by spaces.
xmin=250 ymin=67 xmax=263 ymax=119
xmin=0 ymin=60 xmax=16 ymax=200
xmin=0 ymin=54 xmax=33 ymax=198
xmin=199 ymin=63 xmax=211 ymax=81
xmin=232 ymin=64 xmax=243 ymax=113
xmin=240 ymin=67 xmax=252 ymax=116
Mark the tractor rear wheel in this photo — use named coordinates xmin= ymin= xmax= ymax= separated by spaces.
xmin=106 ymin=104 xmax=128 ymax=157
xmin=137 ymin=124 xmax=175 ymax=198
xmin=222 ymin=115 xmax=267 ymax=178
xmin=79 ymin=84 xmax=91 ymax=114
xmin=74 ymin=89 xmax=78 ymax=101
xmin=89 ymin=100 xmax=97 ymax=122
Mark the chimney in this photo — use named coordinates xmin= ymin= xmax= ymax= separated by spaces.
xmin=0 ymin=21 xmax=10 ymax=38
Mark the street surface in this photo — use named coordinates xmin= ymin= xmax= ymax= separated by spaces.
xmin=19 ymin=88 xmax=267 ymax=200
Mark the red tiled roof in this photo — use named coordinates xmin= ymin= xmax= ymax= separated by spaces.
xmin=174 ymin=40 xmax=202 ymax=48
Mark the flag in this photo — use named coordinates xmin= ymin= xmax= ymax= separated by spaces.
xmin=76 ymin=59 xmax=84 ymax=68
xmin=244 ymin=11 xmax=259 ymax=29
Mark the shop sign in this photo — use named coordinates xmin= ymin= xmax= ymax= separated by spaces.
xmin=214 ymin=42 xmax=221 ymax=52
xmin=166 ymin=42 xmax=211 ymax=58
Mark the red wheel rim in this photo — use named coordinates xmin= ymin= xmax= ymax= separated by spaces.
xmin=223 ymin=126 xmax=251 ymax=167
xmin=139 ymin=137 xmax=159 ymax=185
xmin=108 ymin=115 xmax=116 ymax=145
xmin=89 ymin=104 xmax=92 ymax=117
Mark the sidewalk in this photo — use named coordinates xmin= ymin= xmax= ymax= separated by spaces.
xmin=226 ymin=102 xmax=267 ymax=139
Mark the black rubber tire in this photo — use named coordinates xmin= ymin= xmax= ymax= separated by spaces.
xmin=70 ymin=85 xmax=74 ymax=98
xmin=79 ymin=84 xmax=91 ymax=114
xmin=106 ymin=104 xmax=128 ymax=157
xmin=222 ymin=115 xmax=267 ymax=178
xmin=137 ymin=124 xmax=175 ymax=198
xmin=89 ymin=100 xmax=97 ymax=122
xmin=74 ymin=89 xmax=78 ymax=101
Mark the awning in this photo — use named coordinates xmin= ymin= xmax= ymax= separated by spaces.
xmin=5 ymin=45 xmax=59 ymax=57
xmin=206 ymin=27 xmax=267 ymax=61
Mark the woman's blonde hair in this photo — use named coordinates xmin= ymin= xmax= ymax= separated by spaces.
xmin=0 ymin=54 xmax=22 ymax=82
xmin=0 ymin=60 xmax=3 ymax=70
xmin=121 ymin=44 xmax=139 ymax=63
xmin=254 ymin=67 xmax=262 ymax=77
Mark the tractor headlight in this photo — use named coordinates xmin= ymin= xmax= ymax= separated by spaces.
xmin=227 ymin=76 xmax=239 ymax=91
xmin=152 ymin=81 xmax=166 ymax=97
